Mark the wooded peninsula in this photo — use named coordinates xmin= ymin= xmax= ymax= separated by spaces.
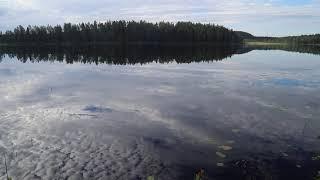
xmin=0 ymin=20 xmax=319 ymax=45
xmin=0 ymin=21 xmax=241 ymax=44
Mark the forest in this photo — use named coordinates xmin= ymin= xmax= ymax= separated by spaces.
xmin=248 ymin=34 xmax=320 ymax=45
xmin=0 ymin=21 xmax=241 ymax=44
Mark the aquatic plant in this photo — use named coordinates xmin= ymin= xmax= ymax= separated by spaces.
xmin=194 ymin=169 xmax=205 ymax=180
xmin=3 ymin=153 xmax=12 ymax=180
xmin=312 ymin=155 xmax=320 ymax=161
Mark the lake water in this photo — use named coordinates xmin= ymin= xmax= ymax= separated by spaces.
xmin=0 ymin=45 xmax=320 ymax=180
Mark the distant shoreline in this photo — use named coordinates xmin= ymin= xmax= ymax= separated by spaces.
xmin=245 ymin=41 xmax=287 ymax=46
xmin=245 ymin=41 xmax=320 ymax=46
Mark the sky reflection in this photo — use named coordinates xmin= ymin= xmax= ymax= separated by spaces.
xmin=0 ymin=49 xmax=319 ymax=179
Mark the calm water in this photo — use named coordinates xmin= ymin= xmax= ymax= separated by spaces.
xmin=0 ymin=45 xmax=320 ymax=180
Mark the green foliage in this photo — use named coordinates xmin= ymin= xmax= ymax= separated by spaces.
xmin=194 ymin=169 xmax=205 ymax=180
xmin=0 ymin=21 xmax=241 ymax=44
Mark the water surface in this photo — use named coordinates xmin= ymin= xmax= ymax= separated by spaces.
xmin=0 ymin=45 xmax=319 ymax=180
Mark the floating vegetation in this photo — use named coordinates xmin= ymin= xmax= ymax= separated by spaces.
xmin=217 ymin=163 xmax=224 ymax=167
xmin=147 ymin=176 xmax=155 ymax=180
xmin=218 ymin=145 xmax=233 ymax=151
xmin=3 ymin=153 xmax=12 ymax=180
xmin=312 ymin=155 xmax=320 ymax=161
xmin=232 ymin=129 xmax=240 ymax=133
xmin=315 ymin=171 xmax=320 ymax=180
xmin=205 ymin=137 xmax=216 ymax=145
xmin=194 ymin=169 xmax=206 ymax=180
xmin=278 ymin=106 xmax=289 ymax=112
xmin=216 ymin=152 xmax=227 ymax=158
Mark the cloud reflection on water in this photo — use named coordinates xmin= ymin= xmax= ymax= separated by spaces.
xmin=0 ymin=49 xmax=319 ymax=179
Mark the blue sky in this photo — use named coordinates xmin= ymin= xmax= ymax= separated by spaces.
xmin=0 ymin=0 xmax=319 ymax=36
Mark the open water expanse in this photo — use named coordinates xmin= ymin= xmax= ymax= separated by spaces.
xmin=0 ymin=45 xmax=319 ymax=180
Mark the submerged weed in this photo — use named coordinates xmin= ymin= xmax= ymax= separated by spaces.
xmin=194 ymin=169 xmax=206 ymax=180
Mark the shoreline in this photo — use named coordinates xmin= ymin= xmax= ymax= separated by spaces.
xmin=245 ymin=41 xmax=320 ymax=46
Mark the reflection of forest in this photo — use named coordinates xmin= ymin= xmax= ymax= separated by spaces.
xmin=0 ymin=45 xmax=242 ymax=64
xmin=0 ymin=44 xmax=319 ymax=65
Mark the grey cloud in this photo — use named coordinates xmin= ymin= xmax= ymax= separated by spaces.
xmin=0 ymin=1 xmax=8 ymax=16
xmin=0 ymin=8 xmax=6 ymax=16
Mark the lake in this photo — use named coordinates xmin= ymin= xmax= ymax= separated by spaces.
xmin=0 ymin=45 xmax=319 ymax=180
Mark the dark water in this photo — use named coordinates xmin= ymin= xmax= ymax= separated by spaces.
xmin=0 ymin=45 xmax=319 ymax=180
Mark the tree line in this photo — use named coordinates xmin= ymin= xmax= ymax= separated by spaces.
xmin=249 ymin=34 xmax=320 ymax=45
xmin=0 ymin=21 xmax=241 ymax=44
xmin=244 ymin=43 xmax=320 ymax=55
